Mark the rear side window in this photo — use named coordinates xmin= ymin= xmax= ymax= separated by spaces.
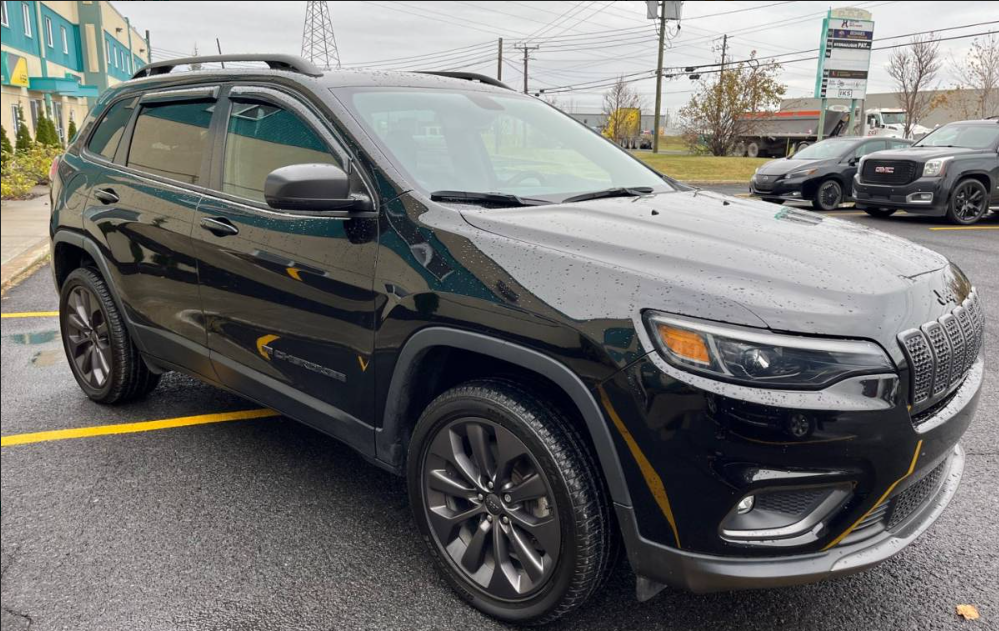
xmin=87 ymin=98 xmax=136 ymax=160
xmin=126 ymin=101 xmax=214 ymax=185
xmin=221 ymin=101 xmax=340 ymax=203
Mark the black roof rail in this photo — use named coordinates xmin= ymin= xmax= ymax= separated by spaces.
xmin=417 ymin=71 xmax=512 ymax=90
xmin=132 ymin=54 xmax=323 ymax=80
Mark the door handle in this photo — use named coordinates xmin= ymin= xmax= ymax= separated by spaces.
xmin=93 ymin=188 xmax=119 ymax=204
xmin=200 ymin=216 xmax=239 ymax=237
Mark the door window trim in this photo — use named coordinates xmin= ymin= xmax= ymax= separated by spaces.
xmin=201 ymin=84 xmax=377 ymax=218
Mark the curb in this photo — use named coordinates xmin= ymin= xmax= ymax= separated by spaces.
xmin=1 ymin=238 xmax=51 ymax=296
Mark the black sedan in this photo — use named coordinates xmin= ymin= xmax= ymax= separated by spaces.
xmin=749 ymin=136 xmax=913 ymax=210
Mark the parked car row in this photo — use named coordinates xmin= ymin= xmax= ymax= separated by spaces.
xmin=750 ymin=119 xmax=999 ymax=224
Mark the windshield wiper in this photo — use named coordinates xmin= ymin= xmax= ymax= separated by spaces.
xmin=430 ymin=190 xmax=551 ymax=207
xmin=562 ymin=187 xmax=654 ymax=204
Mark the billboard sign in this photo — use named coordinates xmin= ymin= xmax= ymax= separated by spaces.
xmin=815 ymin=8 xmax=874 ymax=100
xmin=1 ymin=52 xmax=30 ymax=88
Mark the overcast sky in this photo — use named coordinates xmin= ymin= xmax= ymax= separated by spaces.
xmin=112 ymin=1 xmax=997 ymax=113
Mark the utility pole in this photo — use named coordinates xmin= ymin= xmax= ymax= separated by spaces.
xmin=652 ymin=2 xmax=667 ymax=153
xmin=514 ymin=44 xmax=539 ymax=94
xmin=497 ymin=38 xmax=503 ymax=81
xmin=301 ymin=0 xmax=341 ymax=70
xmin=716 ymin=34 xmax=728 ymax=130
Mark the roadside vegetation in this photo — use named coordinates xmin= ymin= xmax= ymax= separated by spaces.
xmin=633 ymin=152 xmax=767 ymax=182
xmin=1 ymin=104 xmax=63 ymax=200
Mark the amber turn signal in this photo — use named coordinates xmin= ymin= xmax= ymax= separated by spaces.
xmin=656 ymin=324 xmax=710 ymax=364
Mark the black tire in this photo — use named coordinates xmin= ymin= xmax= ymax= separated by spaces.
xmin=408 ymin=379 xmax=614 ymax=625
xmin=59 ymin=267 xmax=161 ymax=403
xmin=860 ymin=206 xmax=898 ymax=218
xmin=811 ymin=179 xmax=843 ymax=211
xmin=946 ymin=178 xmax=989 ymax=225
xmin=746 ymin=141 xmax=760 ymax=158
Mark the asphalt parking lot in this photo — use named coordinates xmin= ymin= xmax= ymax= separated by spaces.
xmin=1 ymin=206 xmax=997 ymax=630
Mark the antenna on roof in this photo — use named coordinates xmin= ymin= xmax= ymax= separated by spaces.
xmin=301 ymin=1 xmax=341 ymax=70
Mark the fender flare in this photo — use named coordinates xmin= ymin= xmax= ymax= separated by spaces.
xmin=378 ymin=327 xmax=633 ymax=507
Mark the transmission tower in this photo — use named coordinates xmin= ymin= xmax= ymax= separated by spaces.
xmin=301 ymin=1 xmax=340 ymax=70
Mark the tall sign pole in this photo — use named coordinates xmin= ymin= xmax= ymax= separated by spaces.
xmin=815 ymin=7 xmax=874 ymax=140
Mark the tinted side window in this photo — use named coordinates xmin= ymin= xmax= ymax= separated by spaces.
xmin=126 ymin=101 xmax=214 ymax=185
xmin=87 ymin=97 xmax=136 ymax=160
xmin=855 ymin=140 xmax=887 ymax=158
xmin=221 ymin=101 xmax=340 ymax=203
xmin=890 ymin=140 xmax=910 ymax=149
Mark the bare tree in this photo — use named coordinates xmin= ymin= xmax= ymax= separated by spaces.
xmin=950 ymin=33 xmax=999 ymax=119
xmin=677 ymin=52 xmax=785 ymax=156
xmin=887 ymin=34 xmax=943 ymax=136
xmin=601 ymin=77 xmax=644 ymax=147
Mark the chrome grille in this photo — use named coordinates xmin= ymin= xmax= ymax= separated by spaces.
xmin=898 ymin=291 xmax=984 ymax=411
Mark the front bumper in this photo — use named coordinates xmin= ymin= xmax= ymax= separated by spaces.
xmin=852 ymin=175 xmax=948 ymax=216
xmin=617 ymin=443 xmax=965 ymax=594
xmin=749 ymin=175 xmax=807 ymax=201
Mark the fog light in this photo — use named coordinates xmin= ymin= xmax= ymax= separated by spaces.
xmin=906 ymin=192 xmax=933 ymax=204
xmin=737 ymin=495 xmax=755 ymax=514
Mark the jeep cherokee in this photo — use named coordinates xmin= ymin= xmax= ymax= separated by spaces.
xmin=49 ymin=55 xmax=985 ymax=625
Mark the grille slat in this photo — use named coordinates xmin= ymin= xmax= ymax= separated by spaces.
xmin=898 ymin=291 xmax=984 ymax=420
xmin=888 ymin=459 xmax=948 ymax=528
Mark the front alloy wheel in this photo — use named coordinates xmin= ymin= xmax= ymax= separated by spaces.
xmin=408 ymin=380 xmax=614 ymax=625
xmin=423 ymin=419 xmax=560 ymax=599
xmin=947 ymin=179 xmax=989 ymax=225
xmin=812 ymin=179 xmax=843 ymax=211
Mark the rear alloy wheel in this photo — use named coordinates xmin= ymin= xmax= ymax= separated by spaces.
xmin=946 ymin=178 xmax=989 ymax=225
xmin=60 ymin=267 xmax=161 ymax=403
xmin=408 ymin=380 xmax=613 ymax=625
xmin=812 ymin=179 xmax=843 ymax=211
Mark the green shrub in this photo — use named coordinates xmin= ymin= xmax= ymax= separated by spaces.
xmin=15 ymin=109 xmax=33 ymax=153
xmin=0 ymin=125 xmax=13 ymax=156
xmin=67 ymin=118 xmax=78 ymax=144
xmin=0 ymin=144 xmax=62 ymax=199
xmin=35 ymin=110 xmax=61 ymax=147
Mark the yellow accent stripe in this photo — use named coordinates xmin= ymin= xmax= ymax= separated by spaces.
xmin=1 ymin=311 xmax=59 ymax=318
xmin=0 ymin=409 xmax=279 ymax=447
xmin=256 ymin=334 xmax=280 ymax=359
xmin=929 ymin=226 xmax=999 ymax=231
xmin=286 ymin=267 xmax=303 ymax=281
xmin=357 ymin=355 xmax=369 ymax=372
xmin=597 ymin=385 xmax=681 ymax=548
xmin=822 ymin=439 xmax=923 ymax=550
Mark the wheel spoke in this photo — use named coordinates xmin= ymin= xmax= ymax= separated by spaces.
xmin=508 ymin=510 xmax=559 ymax=554
xmin=427 ymin=468 xmax=477 ymax=501
xmin=66 ymin=312 xmax=88 ymax=334
xmin=92 ymin=344 xmax=111 ymax=383
xmin=493 ymin=428 xmax=528 ymax=485
xmin=487 ymin=522 xmax=520 ymax=597
xmin=427 ymin=503 xmax=485 ymax=542
xmin=460 ymin=517 xmax=492 ymax=572
xmin=428 ymin=428 xmax=482 ymax=490
xmin=507 ymin=523 xmax=546 ymax=582
xmin=466 ymin=423 xmax=495 ymax=482
xmin=504 ymin=472 xmax=547 ymax=503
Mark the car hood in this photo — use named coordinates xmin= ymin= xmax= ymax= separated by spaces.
xmin=460 ymin=191 xmax=951 ymax=342
xmin=756 ymin=157 xmax=832 ymax=176
xmin=866 ymin=146 xmax=980 ymax=161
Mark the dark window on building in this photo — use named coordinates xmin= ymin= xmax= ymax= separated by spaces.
xmin=87 ymin=97 xmax=136 ymax=160
xmin=126 ymin=100 xmax=214 ymax=185
xmin=1 ymin=2 xmax=9 ymax=28
xmin=221 ymin=101 xmax=340 ymax=202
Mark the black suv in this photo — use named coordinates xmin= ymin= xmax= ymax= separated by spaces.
xmin=49 ymin=55 xmax=984 ymax=625
xmin=853 ymin=119 xmax=999 ymax=224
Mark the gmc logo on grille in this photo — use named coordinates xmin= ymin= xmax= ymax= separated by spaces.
xmin=875 ymin=166 xmax=895 ymax=174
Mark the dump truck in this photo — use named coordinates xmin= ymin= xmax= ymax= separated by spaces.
xmin=732 ymin=108 xmax=851 ymax=157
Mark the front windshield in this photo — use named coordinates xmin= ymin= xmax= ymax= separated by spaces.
xmin=341 ymin=88 xmax=674 ymax=201
xmin=881 ymin=112 xmax=906 ymax=125
xmin=915 ymin=124 xmax=999 ymax=149
xmin=791 ymin=138 xmax=856 ymax=160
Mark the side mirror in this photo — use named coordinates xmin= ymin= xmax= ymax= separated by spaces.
xmin=848 ymin=156 xmax=860 ymax=166
xmin=264 ymin=163 xmax=367 ymax=211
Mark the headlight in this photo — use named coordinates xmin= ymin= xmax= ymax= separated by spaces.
xmin=645 ymin=313 xmax=894 ymax=389
xmin=788 ymin=168 xmax=818 ymax=178
xmin=923 ymin=158 xmax=949 ymax=177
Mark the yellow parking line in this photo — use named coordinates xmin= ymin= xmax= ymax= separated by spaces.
xmin=1 ymin=311 xmax=59 ymax=318
xmin=928 ymin=226 xmax=999 ymax=231
xmin=1 ymin=408 xmax=279 ymax=447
